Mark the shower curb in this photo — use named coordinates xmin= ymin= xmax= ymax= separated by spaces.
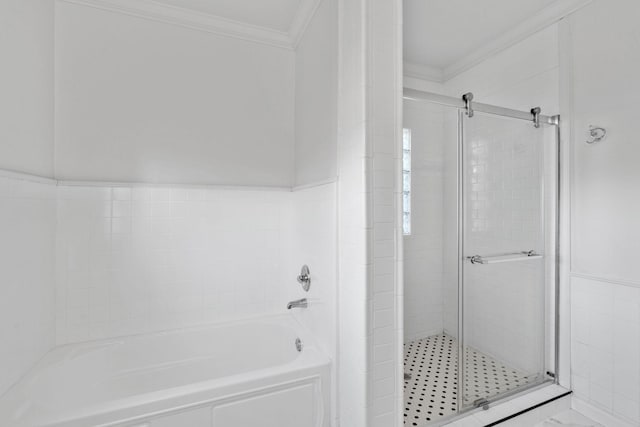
xmin=483 ymin=390 xmax=573 ymax=426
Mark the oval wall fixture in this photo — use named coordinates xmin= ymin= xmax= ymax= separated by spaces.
xmin=586 ymin=125 xmax=607 ymax=144
xmin=297 ymin=265 xmax=311 ymax=292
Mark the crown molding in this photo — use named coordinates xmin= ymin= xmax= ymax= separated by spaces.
xmin=443 ymin=0 xmax=592 ymax=81
xmin=403 ymin=61 xmax=444 ymax=83
xmin=289 ymin=0 xmax=324 ymax=48
xmin=59 ymin=0 xmax=294 ymax=49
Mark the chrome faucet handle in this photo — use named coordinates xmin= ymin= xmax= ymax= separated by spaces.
xmin=296 ymin=265 xmax=311 ymax=292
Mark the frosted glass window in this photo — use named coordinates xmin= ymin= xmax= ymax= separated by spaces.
xmin=403 ymin=128 xmax=411 ymax=235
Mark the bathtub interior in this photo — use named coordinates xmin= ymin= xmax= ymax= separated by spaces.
xmin=48 ymin=322 xmax=292 ymax=395
xmin=0 ymin=316 xmax=331 ymax=427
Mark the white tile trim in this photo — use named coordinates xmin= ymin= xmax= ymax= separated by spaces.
xmin=572 ymin=397 xmax=637 ymax=427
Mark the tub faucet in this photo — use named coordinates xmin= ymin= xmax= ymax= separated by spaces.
xmin=287 ymin=298 xmax=308 ymax=310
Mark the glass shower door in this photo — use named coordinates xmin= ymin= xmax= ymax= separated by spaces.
xmin=458 ymin=111 xmax=553 ymax=409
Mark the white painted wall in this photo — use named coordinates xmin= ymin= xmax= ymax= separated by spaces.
xmin=55 ymin=1 xmax=295 ymax=186
xmin=0 ymin=0 xmax=54 ymax=177
xmin=569 ymin=1 xmax=640 ymax=284
xmin=294 ymin=0 xmax=338 ymax=187
xmin=0 ymin=174 xmax=56 ymax=397
xmin=567 ymin=1 xmax=640 ymax=424
xmin=0 ymin=0 xmax=56 ymax=399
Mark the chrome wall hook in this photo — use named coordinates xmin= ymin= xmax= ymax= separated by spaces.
xmin=586 ymin=126 xmax=606 ymax=144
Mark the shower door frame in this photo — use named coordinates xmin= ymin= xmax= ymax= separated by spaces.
xmin=402 ymin=87 xmax=561 ymax=419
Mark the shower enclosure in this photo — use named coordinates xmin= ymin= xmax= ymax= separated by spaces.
xmin=402 ymin=89 xmax=559 ymax=425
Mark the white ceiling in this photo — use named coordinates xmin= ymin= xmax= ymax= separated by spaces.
xmin=151 ymin=0 xmax=303 ymax=33
xmin=404 ymin=0 xmax=559 ymax=70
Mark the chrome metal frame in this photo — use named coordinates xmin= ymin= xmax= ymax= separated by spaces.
xmin=456 ymin=109 xmax=465 ymax=413
xmin=553 ymin=116 xmax=561 ymax=384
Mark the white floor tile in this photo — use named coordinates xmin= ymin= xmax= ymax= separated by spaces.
xmin=534 ymin=409 xmax=603 ymax=427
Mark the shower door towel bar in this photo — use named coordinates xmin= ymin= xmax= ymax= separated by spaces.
xmin=467 ymin=250 xmax=542 ymax=265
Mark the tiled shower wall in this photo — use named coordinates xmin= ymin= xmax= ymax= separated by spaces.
xmin=570 ymin=277 xmax=640 ymax=424
xmin=0 ymin=174 xmax=56 ymax=396
xmin=283 ymin=183 xmax=338 ymax=424
xmin=55 ymin=185 xmax=291 ymax=344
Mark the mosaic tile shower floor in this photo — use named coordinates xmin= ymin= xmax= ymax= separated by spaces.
xmin=403 ymin=333 xmax=537 ymax=426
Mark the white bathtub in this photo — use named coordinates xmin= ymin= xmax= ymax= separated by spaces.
xmin=0 ymin=315 xmax=331 ymax=427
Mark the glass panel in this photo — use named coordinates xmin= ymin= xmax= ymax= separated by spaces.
xmin=402 ymin=103 xmax=461 ymax=425
xmin=459 ymin=112 xmax=551 ymax=409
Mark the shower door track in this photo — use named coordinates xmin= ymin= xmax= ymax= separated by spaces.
xmin=403 ymin=88 xmax=560 ymax=126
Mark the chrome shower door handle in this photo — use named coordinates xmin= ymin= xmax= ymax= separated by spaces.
xmin=467 ymin=250 xmax=543 ymax=265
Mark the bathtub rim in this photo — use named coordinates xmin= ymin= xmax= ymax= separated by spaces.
xmin=0 ymin=313 xmax=331 ymax=427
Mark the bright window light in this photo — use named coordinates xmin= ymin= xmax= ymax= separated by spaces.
xmin=402 ymin=128 xmax=411 ymax=235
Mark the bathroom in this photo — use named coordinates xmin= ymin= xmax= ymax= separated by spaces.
xmin=0 ymin=0 xmax=638 ymax=426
